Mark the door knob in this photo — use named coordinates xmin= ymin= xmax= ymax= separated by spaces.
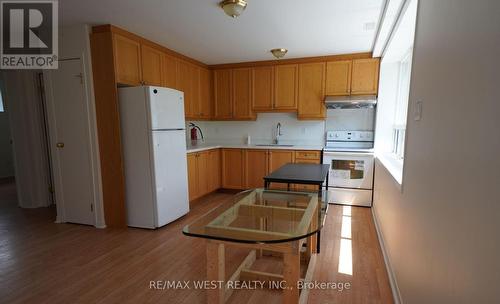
xmin=56 ymin=143 xmax=64 ymax=148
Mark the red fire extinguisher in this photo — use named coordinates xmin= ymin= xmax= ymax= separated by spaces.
xmin=190 ymin=126 xmax=198 ymax=140
xmin=189 ymin=123 xmax=203 ymax=141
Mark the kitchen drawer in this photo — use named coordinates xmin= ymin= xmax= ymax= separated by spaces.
xmin=295 ymin=150 xmax=321 ymax=160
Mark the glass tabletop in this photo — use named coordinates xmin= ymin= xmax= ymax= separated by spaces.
xmin=182 ymin=188 xmax=328 ymax=244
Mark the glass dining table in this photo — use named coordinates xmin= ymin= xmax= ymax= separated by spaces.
xmin=183 ymin=188 xmax=328 ymax=304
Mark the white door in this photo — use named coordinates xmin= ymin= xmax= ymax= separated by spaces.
xmin=151 ymin=129 xmax=189 ymax=227
xmin=44 ymin=59 xmax=94 ymax=225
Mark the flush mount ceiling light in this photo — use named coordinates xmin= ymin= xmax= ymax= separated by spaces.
xmin=219 ymin=0 xmax=247 ymax=18
xmin=270 ymin=48 xmax=288 ymax=59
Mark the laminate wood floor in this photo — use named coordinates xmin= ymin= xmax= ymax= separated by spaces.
xmin=0 ymin=182 xmax=393 ymax=304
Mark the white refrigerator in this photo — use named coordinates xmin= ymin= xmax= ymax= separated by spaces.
xmin=118 ymin=86 xmax=189 ymax=228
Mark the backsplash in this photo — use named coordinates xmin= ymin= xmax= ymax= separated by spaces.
xmin=325 ymin=108 xmax=375 ymax=131
xmin=187 ymin=113 xmax=325 ymax=145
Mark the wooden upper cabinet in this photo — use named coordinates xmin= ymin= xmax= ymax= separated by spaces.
xmin=113 ymin=34 xmax=142 ymax=85
xmin=232 ymin=68 xmax=255 ymax=120
xmin=274 ymin=64 xmax=298 ymax=110
xmin=140 ymin=45 xmax=162 ymax=86
xmin=298 ymin=62 xmax=326 ymax=120
xmin=199 ymin=68 xmax=212 ymax=120
xmin=214 ymin=69 xmax=233 ymax=119
xmin=245 ymin=150 xmax=268 ymax=189
xmin=325 ymin=60 xmax=352 ymax=96
xmin=162 ymin=54 xmax=177 ymax=89
xmin=351 ymin=58 xmax=380 ymax=95
xmin=176 ymin=60 xmax=195 ymax=117
xmin=190 ymin=64 xmax=200 ymax=118
xmin=251 ymin=66 xmax=274 ymax=111
xmin=222 ymin=149 xmax=245 ymax=189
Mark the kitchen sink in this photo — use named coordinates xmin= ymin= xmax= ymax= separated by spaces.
xmin=255 ymin=144 xmax=294 ymax=147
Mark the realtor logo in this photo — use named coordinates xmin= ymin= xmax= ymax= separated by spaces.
xmin=1 ymin=0 xmax=58 ymax=69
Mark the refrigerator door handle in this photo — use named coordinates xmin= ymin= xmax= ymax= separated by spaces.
xmin=152 ymin=128 xmax=186 ymax=131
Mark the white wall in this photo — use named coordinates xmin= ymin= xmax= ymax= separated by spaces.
xmin=188 ymin=113 xmax=325 ymax=145
xmin=0 ymin=110 xmax=14 ymax=178
xmin=373 ymin=1 xmax=500 ymax=303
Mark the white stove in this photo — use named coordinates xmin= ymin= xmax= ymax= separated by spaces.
xmin=324 ymin=130 xmax=374 ymax=152
xmin=323 ymin=130 xmax=375 ymax=207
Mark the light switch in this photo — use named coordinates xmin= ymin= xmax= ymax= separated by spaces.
xmin=414 ymin=100 xmax=423 ymax=121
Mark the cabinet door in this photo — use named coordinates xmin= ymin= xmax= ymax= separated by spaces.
xmin=252 ymin=66 xmax=274 ymax=111
xmin=176 ymin=60 xmax=195 ymax=118
xmin=141 ymin=45 xmax=163 ymax=86
xmin=297 ymin=62 xmax=326 ymax=120
xmin=294 ymin=158 xmax=321 ymax=192
xmin=268 ymin=150 xmax=294 ymax=189
xmin=190 ymin=64 xmax=201 ymax=118
xmin=222 ymin=149 xmax=244 ymax=189
xmin=245 ymin=150 xmax=268 ymax=189
xmin=197 ymin=151 xmax=210 ymax=196
xmin=214 ymin=69 xmax=233 ymax=119
xmin=208 ymin=149 xmax=221 ymax=192
xmin=351 ymin=58 xmax=380 ymax=95
xmin=232 ymin=68 xmax=255 ymax=120
xmin=199 ymin=68 xmax=212 ymax=119
xmin=325 ymin=60 xmax=352 ymax=96
xmin=162 ymin=54 xmax=177 ymax=89
xmin=274 ymin=64 xmax=298 ymax=110
xmin=187 ymin=153 xmax=198 ymax=201
xmin=113 ymin=34 xmax=142 ymax=85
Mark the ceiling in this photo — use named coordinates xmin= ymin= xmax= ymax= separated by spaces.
xmin=60 ymin=0 xmax=384 ymax=65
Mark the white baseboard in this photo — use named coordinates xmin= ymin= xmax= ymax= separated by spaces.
xmin=371 ymin=208 xmax=403 ymax=304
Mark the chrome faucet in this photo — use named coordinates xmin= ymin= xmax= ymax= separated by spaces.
xmin=274 ymin=122 xmax=283 ymax=144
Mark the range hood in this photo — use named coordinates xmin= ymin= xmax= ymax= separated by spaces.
xmin=324 ymin=95 xmax=377 ymax=109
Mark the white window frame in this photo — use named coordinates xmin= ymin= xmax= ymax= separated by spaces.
xmin=391 ymin=49 xmax=413 ymax=160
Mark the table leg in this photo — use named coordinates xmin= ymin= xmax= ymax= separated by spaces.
xmin=317 ymin=183 xmax=322 ymax=254
xmin=283 ymin=243 xmax=300 ymax=304
xmin=207 ymin=241 xmax=225 ymax=304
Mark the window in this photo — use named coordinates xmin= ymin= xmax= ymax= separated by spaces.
xmin=374 ymin=0 xmax=418 ymax=185
xmin=392 ymin=50 xmax=412 ymax=159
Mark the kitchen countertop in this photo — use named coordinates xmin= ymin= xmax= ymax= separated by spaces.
xmin=186 ymin=142 xmax=324 ymax=153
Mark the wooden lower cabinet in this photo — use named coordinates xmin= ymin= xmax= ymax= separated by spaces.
xmin=220 ymin=148 xmax=322 ymax=190
xmin=187 ymin=153 xmax=198 ymax=201
xmin=245 ymin=150 xmax=268 ymax=189
xmin=207 ymin=149 xmax=221 ymax=192
xmin=294 ymin=151 xmax=322 ymax=192
xmin=222 ymin=149 xmax=245 ymax=189
xmin=268 ymin=150 xmax=295 ymax=190
xmin=187 ymin=149 xmax=220 ymax=201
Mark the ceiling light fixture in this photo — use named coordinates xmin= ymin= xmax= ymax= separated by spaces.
xmin=270 ymin=48 xmax=288 ymax=59
xmin=219 ymin=0 xmax=247 ymax=18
